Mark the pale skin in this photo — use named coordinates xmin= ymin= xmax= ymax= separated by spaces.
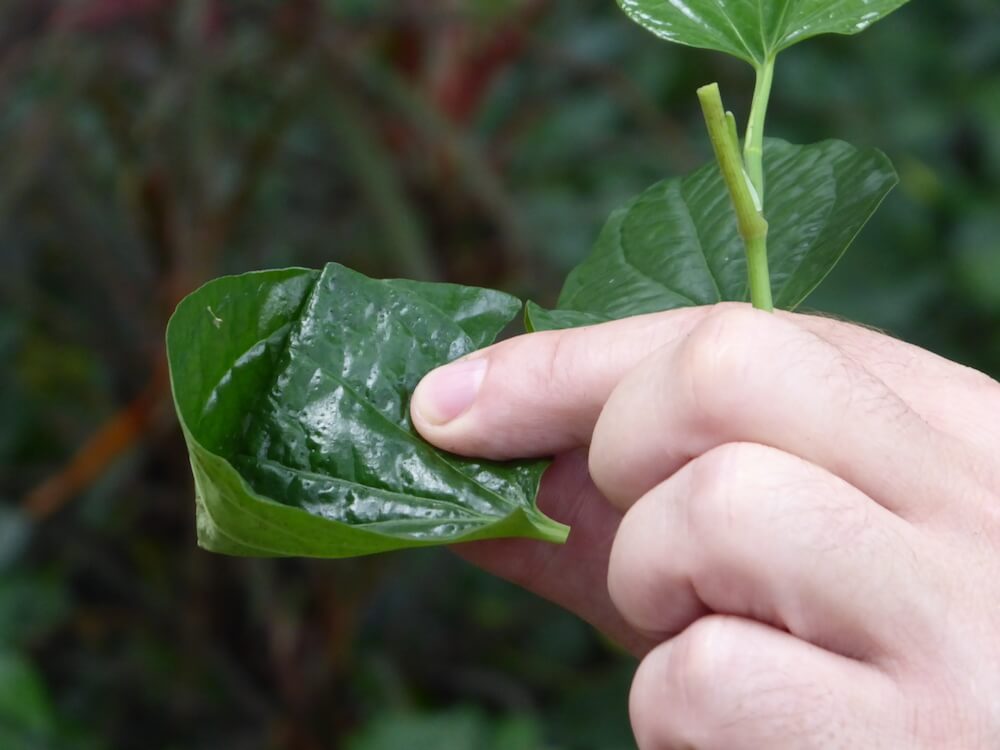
xmin=410 ymin=303 xmax=1000 ymax=749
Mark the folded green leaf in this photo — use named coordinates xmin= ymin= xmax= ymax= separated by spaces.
xmin=527 ymin=138 xmax=897 ymax=332
xmin=167 ymin=263 xmax=568 ymax=559
xmin=618 ymin=0 xmax=912 ymax=66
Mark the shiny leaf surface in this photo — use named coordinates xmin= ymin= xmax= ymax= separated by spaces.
xmin=618 ymin=0 xmax=913 ymax=66
xmin=527 ymin=138 xmax=897 ymax=331
xmin=167 ymin=264 xmax=568 ymax=558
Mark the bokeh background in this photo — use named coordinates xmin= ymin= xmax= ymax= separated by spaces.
xmin=1 ymin=1 xmax=998 ymax=748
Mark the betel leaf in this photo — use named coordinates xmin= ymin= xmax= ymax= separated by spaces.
xmin=618 ymin=0 xmax=913 ymax=67
xmin=526 ymin=138 xmax=897 ymax=332
xmin=167 ymin=263 xmax=569 ymax=559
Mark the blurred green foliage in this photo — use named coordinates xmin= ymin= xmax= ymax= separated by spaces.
xmin=0 ymin=0 xmax=997 ymax=748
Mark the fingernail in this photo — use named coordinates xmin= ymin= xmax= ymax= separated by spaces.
xmin=414 ymin=357 xmax=488 ymax=426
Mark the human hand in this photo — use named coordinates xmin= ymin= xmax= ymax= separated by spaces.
xmin=411 ymin=304 xmax=1000 ymax=748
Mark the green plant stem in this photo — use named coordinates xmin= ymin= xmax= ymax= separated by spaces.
xmin=725 ymin=110 xmax=740 ymax=151
xmin=698 ymin=83 xmax=774 ymax=311
xmin=743 ymin=233 xmax=773 ymax=312
xmin=744 ymin=57 xmax=775 ymax=202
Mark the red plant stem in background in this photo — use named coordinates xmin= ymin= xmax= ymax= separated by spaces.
xmin=432 ymin=25 xmax=527 ymax=125
xmin=431 ymin=0 xmax=548 ymax=124
xmin=22 ymin=360 xmax=170 ymax=522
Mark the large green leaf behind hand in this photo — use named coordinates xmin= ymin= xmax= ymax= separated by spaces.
xmin=167 ymin=263 xmax=568 ymax=558
xmin=527 ymin=138 xmax=896 ymax=332
xmin=618 ymin=0 xmax=913 ymax=65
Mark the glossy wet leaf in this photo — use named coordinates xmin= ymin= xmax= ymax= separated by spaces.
xmin=526 ymin=138 xmax=897 ymax=332
xmin=618 ymin=0 xmax=913 ymax=66
xmin=167 ymin=263 xmax=568 ymax=559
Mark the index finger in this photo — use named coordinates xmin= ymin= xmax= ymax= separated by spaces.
xmin=410 ymin=303 xmax=996 ymax=461
xmin=411 ymin=307 xmax=709 ymax=458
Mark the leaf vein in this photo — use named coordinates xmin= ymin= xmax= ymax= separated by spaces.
xmin=617 ymin=205 xmax=701 ymax=306
xmin=290 ymin=346 xmax=526 ymax=513
xmin=708 ymin=0 xmax=762 ymax=64
xmin=248 ymin=457 xmax=494 ymax=521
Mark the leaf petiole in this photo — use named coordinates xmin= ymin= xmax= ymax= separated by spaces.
xmin=697 ymin=83 xmax=774 ymax=311
xmin=744 ymin=57 xmax=776 ymax=202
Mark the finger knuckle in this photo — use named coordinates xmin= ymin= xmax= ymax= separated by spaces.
xmin=607 ymin=499 xmax=663 ymax=628
xmin=681 ymin=443 xmax=760 ymax=539
xmin=630 ymin=617 xmax=740 ymax=747
xmin=516 ymin=330 xmax=593 ymax=431
xmin=587 ymin=422 xmax=614 ymax=498
xmin=536 ymin=329 xmax=580 ymax=394
xmin=671 ymin=617 xmax=739 ymax=708
xmin=607 ymin=527 xmax=636 ymax=623
xmin=497 ymin=331 xmax=567 ymax=392
xmin=677 ymin=305 xmax=770 ymax=427
xmin=628 ymin=655 xmax=664 ymax=749
xmin=486 ymin=330 xmax=581 ymax=425
xmin=587 ymin=377 xmax=647 ymax=505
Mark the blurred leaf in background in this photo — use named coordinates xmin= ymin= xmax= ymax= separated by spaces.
xmin=0 ymin=0 xmax=997 ymax=748
xmin=345 ymin=708 xmax=544 ymax=750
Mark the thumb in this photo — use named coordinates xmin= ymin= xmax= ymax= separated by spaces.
xmin=410 ymin=307 xmax=710 ymax=460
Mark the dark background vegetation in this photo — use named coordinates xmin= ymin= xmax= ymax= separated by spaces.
xmin=1 ymin=0 xmax=998 ymax=747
